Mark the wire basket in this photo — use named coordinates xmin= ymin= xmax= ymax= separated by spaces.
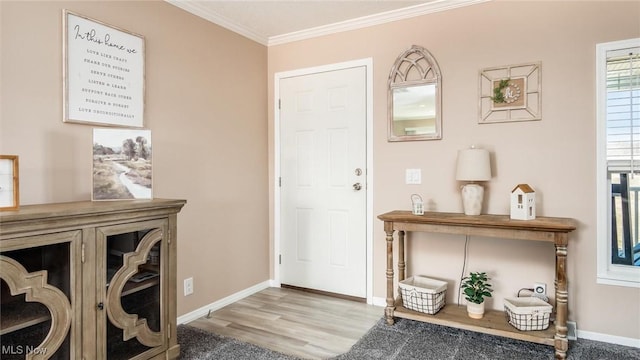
xmin=399 ymin=276 xmax=446 ymax=315
xmin=504 ymin=297 xmax=552 ymax=331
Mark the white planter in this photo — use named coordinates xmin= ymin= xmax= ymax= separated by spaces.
xmin=466 ymin=301 xmax=485 ymax=319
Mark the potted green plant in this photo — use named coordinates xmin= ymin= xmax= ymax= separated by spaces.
xmin=461 ymin=271 xmax=493 ymax=319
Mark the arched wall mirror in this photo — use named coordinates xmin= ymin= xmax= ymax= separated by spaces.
xmin=388 ymin=45 xmax=442 ymax=141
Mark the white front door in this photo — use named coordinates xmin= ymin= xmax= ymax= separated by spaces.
xmin=279 ymin=66 xmax=367 ymax=298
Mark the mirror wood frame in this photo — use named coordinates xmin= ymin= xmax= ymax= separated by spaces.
xmin=388 ymin=45 xmax=442 ymax=141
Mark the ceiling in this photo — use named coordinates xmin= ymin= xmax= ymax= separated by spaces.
xmin=166 ymin=0 xmax=488 ymax=46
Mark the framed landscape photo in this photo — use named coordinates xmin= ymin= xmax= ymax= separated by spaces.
xmin=0 ymin=155 xmax=19 ymax=211
xmin=93 ymin=129 xmax=152 ymax=201
xmin=63 ymin=10 xmax=145 ymax=127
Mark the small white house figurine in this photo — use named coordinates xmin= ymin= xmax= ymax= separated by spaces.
xmin=510 ymin=184 xmax=536 ymax=220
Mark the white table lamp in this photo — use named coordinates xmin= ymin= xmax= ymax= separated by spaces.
xmin=456 ymin=146 xmax=491 ymax=215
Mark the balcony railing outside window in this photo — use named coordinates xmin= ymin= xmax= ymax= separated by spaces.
xmin=611 ymin=173 xmax=640 ymax=265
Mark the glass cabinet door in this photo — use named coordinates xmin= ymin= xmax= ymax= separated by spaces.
xmin=0 ymin=231 xmax=79 ymax=360
xmin=97 ymin=219 xmax=167 ymax=360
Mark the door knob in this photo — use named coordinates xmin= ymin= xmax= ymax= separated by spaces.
xmin=353 ymin=183 xmax=362 ymax=191
xmin=97 ymin=302 xmax=104 ymax=310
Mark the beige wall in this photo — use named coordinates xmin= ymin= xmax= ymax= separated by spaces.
xmin=268 ymin=1 xmax=640 ymax=339
xmin=0 ymin=1 xmax=269 ymax=316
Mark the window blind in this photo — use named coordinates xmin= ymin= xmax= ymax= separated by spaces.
xmin=607 ymin=47 xmax=640 ymax=173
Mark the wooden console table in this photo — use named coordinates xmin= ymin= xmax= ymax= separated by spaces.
xmin=378 ymin=210 xmax=576 ymax=360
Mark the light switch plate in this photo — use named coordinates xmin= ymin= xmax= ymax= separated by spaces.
xmin=406 ymin=169 xmax=421 ymax=184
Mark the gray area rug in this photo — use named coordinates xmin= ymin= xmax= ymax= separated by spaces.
xmin=176 ymin=324 xmax=296 ymax=360
xmin=177 ymin=318 xmax=640 ymax=360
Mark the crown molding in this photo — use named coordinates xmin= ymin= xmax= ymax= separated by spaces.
xmin=166 ymin=0 xmax=269 ymax=45
xmin=166 ymin=0 xmax=490 ymax=47
xmin=268 ymin=0 xmax=490 ymax=46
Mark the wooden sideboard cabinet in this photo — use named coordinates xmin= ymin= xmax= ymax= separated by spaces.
xmin=0 ymin=199 xmax=186 ymax=360
xmin=378 ymin=210 xmax=577 ymax=360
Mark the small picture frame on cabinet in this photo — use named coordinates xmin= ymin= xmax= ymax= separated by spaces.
xmin=0 ymin=155 xmax=19 ymax=211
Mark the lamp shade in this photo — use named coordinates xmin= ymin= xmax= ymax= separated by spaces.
xmin=456 ymin=147 xmax=491 ymax=181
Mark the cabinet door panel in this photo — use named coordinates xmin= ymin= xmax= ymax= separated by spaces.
xmin=97 ymin=220 xmax=167 ymax=359
xmin=0 ymin=231 xmax=81 ymax=360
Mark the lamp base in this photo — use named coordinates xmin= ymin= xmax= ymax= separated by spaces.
xmin=461 ymin=184 xmax=484 ymax=216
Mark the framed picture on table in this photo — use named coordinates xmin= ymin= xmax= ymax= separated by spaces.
xmin=0 ymin=155 xmax=19 ymax=211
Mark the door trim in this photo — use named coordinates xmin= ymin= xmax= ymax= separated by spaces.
xmin=274 ymin=58 xmax=374 ymax=303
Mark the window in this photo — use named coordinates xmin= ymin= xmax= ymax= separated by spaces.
xmin=597 ymin=38 xmax=640 ymax=287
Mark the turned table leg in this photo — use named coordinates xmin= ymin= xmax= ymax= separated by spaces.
xmin=384 ymin=222 xmax=395 ymax=325
xmin=554 ymin=234 xmax=569 ymax=359
xmin=398 ymin=231 xmax=405 ymax=282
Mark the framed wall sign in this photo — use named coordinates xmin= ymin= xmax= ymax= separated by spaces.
xmin=0 ymin=155 xmax=19 ymax=211
xmin=63 ymin=10 xmax=145 ymax=127
xmin=479 ymin=62 xmax=541 ymax=124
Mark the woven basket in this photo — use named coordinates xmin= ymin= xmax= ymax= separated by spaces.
xmin=399 ymin=276 xmax=446 ymax=315
xmin=504 ymin=297 xmax=552 ymax=331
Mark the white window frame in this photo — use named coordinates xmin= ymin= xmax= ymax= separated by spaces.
xmin=596 ymin=38 xmax=640 ymax=288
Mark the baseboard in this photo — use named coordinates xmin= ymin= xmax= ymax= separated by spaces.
xmin=372 ymin=297 xmax=638 ymax=348
xmin=177 ymin=280 xmax=272 ymax=325
xmin=371 ymin=296 xmax=387 ymax=307
xmin=577 ymin=329 xmax=640 ymax=348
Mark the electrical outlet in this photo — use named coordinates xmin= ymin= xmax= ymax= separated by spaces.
xmin=184 ymin=277 xmax=194 ymax=296
xmin=533 ymin=282 xmax=546 ymax=295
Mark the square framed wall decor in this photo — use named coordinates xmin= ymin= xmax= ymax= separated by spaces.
xmin=0 ymin=155 xmax=19 ymax=211
xmin=478 ymin=62 xmax=541 ymax=124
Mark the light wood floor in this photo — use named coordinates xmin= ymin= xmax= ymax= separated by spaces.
xmin=187 ymin=287 xmax=383 ymax=359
